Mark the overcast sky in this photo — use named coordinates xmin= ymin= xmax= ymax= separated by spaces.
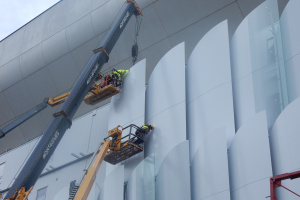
xmin=0 ymin=0 xmax=60 ymax=41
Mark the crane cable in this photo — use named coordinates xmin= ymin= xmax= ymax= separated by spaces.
xmin=132 ymin=15 xmax=142 ymax=65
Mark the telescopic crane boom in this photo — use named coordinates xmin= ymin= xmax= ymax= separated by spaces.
xmin=4 ymin=1 xmax=142 ymax=199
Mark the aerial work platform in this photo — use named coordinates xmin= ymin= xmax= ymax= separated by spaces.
xmin=84 ymin=84 xmax=120 ymax=105
xmin=103 ymin=124 xmax=153 ymax=165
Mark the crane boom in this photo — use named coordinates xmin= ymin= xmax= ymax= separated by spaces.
xmin=4 ymin=1 xmax=141 ymax=199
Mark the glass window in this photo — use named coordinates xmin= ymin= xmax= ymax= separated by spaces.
xmin=36 ymin=186 xmax=47 ymax=200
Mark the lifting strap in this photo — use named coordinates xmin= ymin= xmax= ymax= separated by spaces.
xmin=93 ymin=47 xmax=109 ymax=62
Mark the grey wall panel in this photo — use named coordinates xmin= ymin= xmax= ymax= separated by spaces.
xmin=66 ymin=14 xmax=96 ymax=51
xmin=91 ymin=0 xmax=123 ymax=36
xmin=0 ymin=93 xmax=14 ymax=125
xmin=21 ymin=15 xmax=44 ymax=53
xmin=127 ymin=154 xmax=155 ymax=200
xmin=0 ymin=58 xmax=23 ymax=90
xmin=186 ymin=21 xmax=235 ymax=161
xmin=237 ymin=0 xmax=264 ymax=17
xmin=4 ymin=80 xmax=36 ymax=116
xmin=42 ymin=30 xmax=70 ymax=65
xmin=228 ymin=111 xmax=272 ymax=200
xmin=156 ymin=141 xmax=191 ymax=200
xmin=71 ymin=37 xmax=100 ymax=73
xmin=42 ymin=0 xmax=68 ymax=40
xmin=106 ymin=60 xmax=146 ymax=180
xmin=24 ymin=67 xmax=59 ymax=104
xmin=231 ymin=1 xmax=287 ymax=130
xmin=102 ymin=165 xmax=124 ymax=200
xmin=66 ymin=0 xmax=92 ymax=25
xmin=144 ymin=43 xmax=186 ymax=173
xmin=0 ymin=28 xmax=25 ymax=66
xmin=169 ymin=3 xmax=243 ymax=63
xmin=47 ymin=53 xmax=79 ymax=94
xmin=191 ymin=128 xmax=230 ymax=200
xmin=280 ymin=0 xmax=300 ymax=102
xmin=153 ymin=0 xmax=234 ymax=36
xmin=20 ymin=44 xmax=46 ymax=78
xmin=92 ymin=0 xmax=110 ymax=10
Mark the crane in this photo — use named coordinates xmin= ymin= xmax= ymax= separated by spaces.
xmin=0 ymin=68 xmax=126 ymax=139
xmin=3 ymin=1 xmax=142 ymax=199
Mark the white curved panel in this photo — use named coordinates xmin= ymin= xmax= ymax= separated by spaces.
xmin=21 ymin=15 xmax=44 ymax=53
xmin=108 ymin=59 xmax=146 ymax=128
xmin=280 ymin=0 xmax=300 ymax=61
xmin=20 ymin=44 xmax=45 ymax=78
xmin=127 ymin=154 xmax=155 ymax=200
xmin=47 ymin=53 xmax=79 ymax=94
xmin=186 ymin=21 xmax=234 ymax=161
xmin=103 ymin=165 xmax=124 ymax=200
xmin=0 ymin=28 xmax=24 ymax=66
xmin=144 ymin=42 xmax=186 ymax=173
xmin=0 ymin=58 xmax=22 ymax=90
xmin=228 ymin=111 xmax=272 ymax=200
xmin=191 ymin=128 xmax=230 ymax=200
xmin=66 ymin=14 xmax=95 ymax=50
xmin=92 ymin=0 xmax=110 ymax=10
xmin=280 ymin=0 xmax=300 ymax=102
xmin=42 ymin=30 xmax=70 ymax=65
xmin=156 ymin=141 xmax=191 ymax=200
xmin=43 ymin=0 xmax=68 ymax=40
xmin=270 ymin=97 xmax=300 ymax=175
xmin=107 ymin=60 xmax=146 ymax=178
xmin=66 ymin=0 xmax=92 ymax=25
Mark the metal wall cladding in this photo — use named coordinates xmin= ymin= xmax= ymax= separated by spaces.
xmin=280 ymin=0 xmax=300 ymax=102
xmin=144 ymin=42 xmax=186 ymax=173
xmin=191 ymin=128 xmax=230 ymax=200
xmin=106 ymin=60 xmax=146 ymax=181
xmin=270 ymin=97 xmax=300 ymax=199
xmin=228 ymin=111 xmax=273 ymax=200
xmin=156 ymin=141 xmax=191 ymax=200
xmin=102 ymin=165 xmax=124 ymax=200
xmin=186 ymin=20 xmax=235 ymax=162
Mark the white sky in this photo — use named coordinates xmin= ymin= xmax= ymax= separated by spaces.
xmin=0 ymin=0 xmax=60 ymax=41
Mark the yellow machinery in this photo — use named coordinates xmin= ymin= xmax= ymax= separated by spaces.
xmin=73 ymin=124 xmax=153 ymax=200
xmin=48 ymin=69 xmax=125 ymax=107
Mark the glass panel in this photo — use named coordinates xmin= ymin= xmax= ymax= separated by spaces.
xmin=247 ymin=0 xmax=288 ymax=127
xmin=36 ymin=186 xmax=47 ymax=200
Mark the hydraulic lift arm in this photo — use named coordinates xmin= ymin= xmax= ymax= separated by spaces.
xmin=4 ymin=1 xmax=141 ymax=199
xmin=0 ymin=98 xmax=49 ymax=139
xmin=73 ymin=141 xmax=110 ymax=200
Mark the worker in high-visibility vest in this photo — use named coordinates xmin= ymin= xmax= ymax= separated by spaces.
xmin=134 ymin=124 xmax=154 ymax=145
xmin=109 ymin=69 xmax=129 ymax=86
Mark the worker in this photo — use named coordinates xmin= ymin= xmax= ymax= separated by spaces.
xmin=134 ymin=124 xmax=154 ymax=145
xmin=101 ymin=75 xmax=111 ymax=88
xmin=109 ymin=69 xmax=129 ymax=86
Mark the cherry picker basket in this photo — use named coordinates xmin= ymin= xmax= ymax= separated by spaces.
xmin=104 ymin=125 xmax=146 ymax=165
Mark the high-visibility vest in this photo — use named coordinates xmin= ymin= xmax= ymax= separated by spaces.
xmin=110 ymin=70 xmax=129 ymax=78
xmin=141 ymin=125 xmax=148 ymax=130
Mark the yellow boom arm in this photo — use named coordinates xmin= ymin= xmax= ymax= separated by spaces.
xmin=73 ymin=141 xmax=110 ymax=200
